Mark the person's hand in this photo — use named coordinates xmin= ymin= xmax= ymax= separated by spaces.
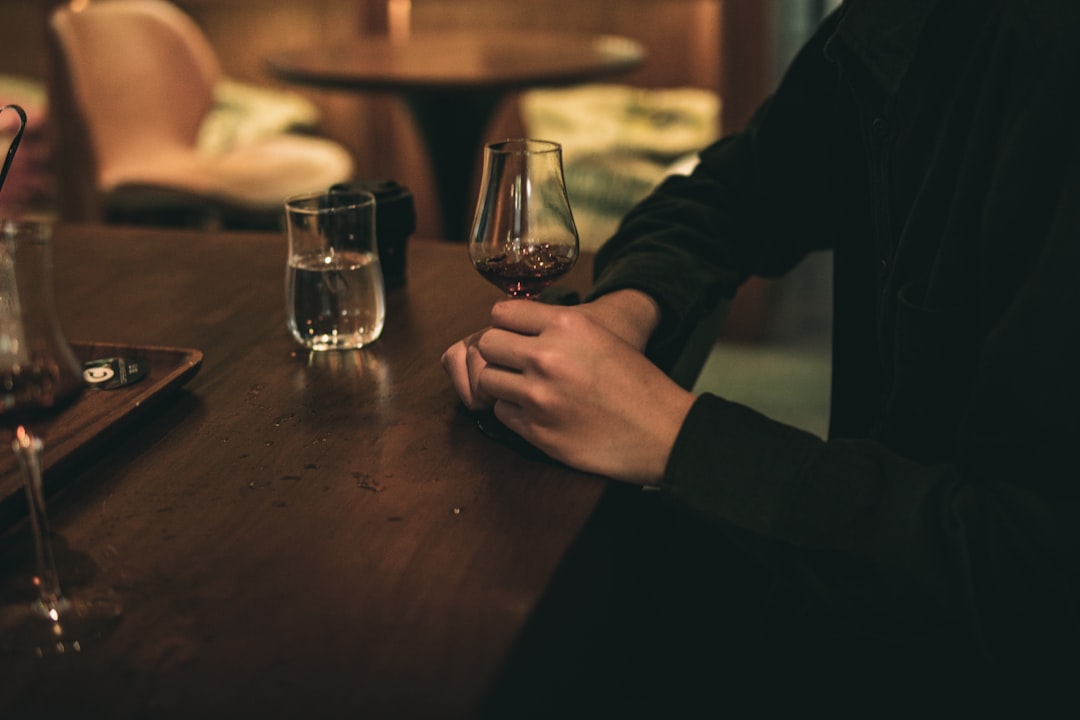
xmin=442 ymin=326 xmax=494 ymax=411
xmin=441 ymin=289 xmax=660 ymax=412
xmin=444 ymin=292 xmax=695 ymax=484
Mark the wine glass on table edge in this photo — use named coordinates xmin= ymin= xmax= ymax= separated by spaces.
xmin=0 ymin=219 xmax=123 ymax=659
xmin=467 ymin=139 xmax=580 ymax=450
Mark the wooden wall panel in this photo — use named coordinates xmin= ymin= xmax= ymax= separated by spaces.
xmin=0 ymin=1 xmax=50 ymax=80
xmin=411 ymin=0 xmax=723 ymax=92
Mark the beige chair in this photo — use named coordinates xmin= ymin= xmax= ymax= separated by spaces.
xmin=49 ymin=0 xmax=354 ymax=227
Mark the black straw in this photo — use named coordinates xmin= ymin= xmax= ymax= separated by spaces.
xmin=0 ymin=104 xmax=28 ymax=197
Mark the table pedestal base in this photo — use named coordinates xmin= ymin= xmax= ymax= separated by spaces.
xmin=405 ymin=90 xmax=504 ymax=242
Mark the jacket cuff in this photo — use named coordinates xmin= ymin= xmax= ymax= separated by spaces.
xmin=662 ymin=393 xmax=825 ymax=537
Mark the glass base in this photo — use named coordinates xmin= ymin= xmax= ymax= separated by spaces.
xmin=0 ymin=588 xmax=122 ymax=659
xmin=474 ymin=410 xmax=549 ymax=461
xmin=294 ymin=332 xmax=382 ymax=352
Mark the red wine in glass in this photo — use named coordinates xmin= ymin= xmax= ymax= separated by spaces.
xmin=473 ymin=242 xmax=576 ymax=298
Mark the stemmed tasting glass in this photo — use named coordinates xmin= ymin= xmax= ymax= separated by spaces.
xmin=467 ymin=139 xmax=579 ymax=448
xmin=0 ymin=219 xmax=122 ymax=658
xmin=469 ymin=139 xmax=579 ymax=298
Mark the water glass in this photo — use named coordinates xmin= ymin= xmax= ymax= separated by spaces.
xmin=284 ymin=190 xmax=385 ymax=351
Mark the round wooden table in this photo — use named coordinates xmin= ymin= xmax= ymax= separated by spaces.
xmin=268 ymin=32 xmax=645 ymax=240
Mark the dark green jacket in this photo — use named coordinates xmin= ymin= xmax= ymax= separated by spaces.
xmin=591 ymin=0 xmax=1080 ymax=674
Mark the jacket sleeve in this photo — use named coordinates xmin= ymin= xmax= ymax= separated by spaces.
xmin=665 ymin=306 xmax=1080 ymax=674
xmin=588 ymin=12 xmax=844 ymax=371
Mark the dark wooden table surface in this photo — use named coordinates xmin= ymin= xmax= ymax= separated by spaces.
xmin=0 ymin=223 xmax=609 ymax=718
xmin=267 ymin=31 xmax=644 ymax=241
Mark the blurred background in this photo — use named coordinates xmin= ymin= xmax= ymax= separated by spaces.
xmin=1 ymin=0 xmax=840 ymax=435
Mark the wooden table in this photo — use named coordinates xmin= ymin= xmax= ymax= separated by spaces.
xmin=267 ymin=32 xmax=645 ymax=241
xmin=0 ymin=223 xmax=611 ymax=718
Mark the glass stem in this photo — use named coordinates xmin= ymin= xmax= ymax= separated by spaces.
xmin=13 ymin=426 xmax=64 ymax=616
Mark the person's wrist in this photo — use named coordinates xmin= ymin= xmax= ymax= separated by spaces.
xmin=585 ymin=289 xmax=661 ymax=350
xmin=612 ymin=381 xmax=695 ymax=486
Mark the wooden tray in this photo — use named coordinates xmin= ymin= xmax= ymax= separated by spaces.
xmin=0 ymin=342 xmax=204 ymax=509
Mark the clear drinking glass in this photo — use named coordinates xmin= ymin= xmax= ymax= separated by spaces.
xmin=0 ymin=218 xmax=122 ymax=658
xmin=284 ymin=189 xmax=385 ymax=351
xmin=469 ymin=139 xmax=579 ymax=298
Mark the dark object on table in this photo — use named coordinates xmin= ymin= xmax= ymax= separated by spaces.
xmin=331 ymin=179 xmax=416 ymax=288
xmin=82 ymin=356 xmax=149 ymax=390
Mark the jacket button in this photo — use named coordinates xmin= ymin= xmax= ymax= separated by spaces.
xmin=872 ymin=117 xmax=890 ymax=138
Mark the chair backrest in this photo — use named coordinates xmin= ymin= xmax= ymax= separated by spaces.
xmin=50 ymin=1 xmax=220 ymax=193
